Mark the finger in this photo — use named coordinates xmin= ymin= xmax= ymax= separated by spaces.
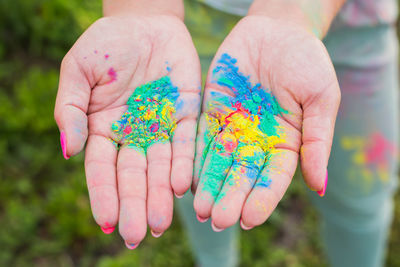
xmin=85 ymin=134 xmax=119 ymax=233
xmin=171 ymin=118 xmax=197 ymax=197
xmin=193 ymin=130 xmax=237 ymax=218
xmin=211 ymin=144 xmax=265 ymax=230
xmin=55 ymin=54 xmax=91 ymax=159
xmin=161 ymin=40 xmax=201 ymax=197
xmin=301 ymin=81 xmax=340 ymax=194
xmin=192 ymin=110 xmax=223 ymax=193
xmin=117 ymin=146 xmax=147 ymax=245
xmin=241 ymin=149 xmax=298 ymax=229
xmin=170 ymin=83 xmax=200 ymax=198
xmin=147 ymin=143 xmax=173 ymax=237
xmin=193 ymin=114 xmax=211 ymax=193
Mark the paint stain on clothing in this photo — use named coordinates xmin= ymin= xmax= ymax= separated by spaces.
xmin=341 ymin=132 xmax=397 ymax=187
xmin=111 ymin=76 xmax=179 ymax=153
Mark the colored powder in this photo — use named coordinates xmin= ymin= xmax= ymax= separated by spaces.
xmin=105 ymin=54 xmax=110 ymax=60
xmin=200 ymin=53 xmax=287 ymax=198
xmin=111 ymin=76 xmax=179 ymax=153
xmin=108 ymin=138 xmax=120 ymax=150
xmin=107 ymin=67 xmax=117 ymax=84
xmin=341 ymin=133 xmax=397 ymax=188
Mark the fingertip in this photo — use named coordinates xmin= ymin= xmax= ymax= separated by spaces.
xmin=125 ymin=241 xmax=140 ymax=250
xmin=60 ymin=131 xmax=70 ymax=160
xmin=240 ymin=219 xmax=253 ymax=231
xmin=150 ymin=229 xmax=164 ymax=238
xmin=196 ymin=214 xmax=209 ymax=223
xmin=317 ymin=170 xmax=328 ymax=197
xmin=211 ymin=221 xmax=224 ymax=232
xmin=300 ymin=145 xmax=328 ymax=192
xmin=171 ymin=160 xmax=192 ymax=197
xmin=100 ymin=226 xmax=115 ymax=234
xmin=174 ymin=192 xmax=184 ymax=199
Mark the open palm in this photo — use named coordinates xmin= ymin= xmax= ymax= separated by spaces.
xmin=193 ymin=16 xmax=340 ymax=231
xmin=54 ymin=15 xmax=201 ymax=247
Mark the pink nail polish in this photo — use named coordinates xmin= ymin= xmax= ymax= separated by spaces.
xmin=196 ymin=214 xmax=209 ymax=223
xmin=60 ymin=131 xmax=69 ymax=160
xmin=174 ymin=192 xmax=184 ymax=199
xmin=211 ymin=221 xmax=224 ymax=232
xmin=240 ymin=219 xmax=253 ymax=230
xmin=101 ymin=226 xmax=115 ymax=234
xmin=125 ymin=241 xmax=140 ymax=250
xmin=151 ymin=229 xmax=163 ymax=238
xmin=317 ymin=170 xmax=328 ymax=197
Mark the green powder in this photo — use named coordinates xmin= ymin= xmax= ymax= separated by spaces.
xmin=111 ymin=76 xmax=179 ymax=153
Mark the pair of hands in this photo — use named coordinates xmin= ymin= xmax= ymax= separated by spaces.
xmin=54 ymin=13 xmax=340 ymax=248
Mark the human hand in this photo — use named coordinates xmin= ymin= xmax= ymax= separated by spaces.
xmin=193 ymin=16 xmax=340 ymax=231
xmin=54 ymin=14 xmax=201 ymax=248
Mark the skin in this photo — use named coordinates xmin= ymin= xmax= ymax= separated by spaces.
xmin=54 ymin=0 xmax=201 ymax=247
xmin=54 ymin=0 xmax=344 ymax=248
xmin=193 ymin=0 xmax=344 ymax=231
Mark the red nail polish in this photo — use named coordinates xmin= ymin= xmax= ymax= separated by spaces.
xmin=101 ymin=226 xmax=115 ymax=234
xmin=125 ymin=241 xmax=140 ymax=250
xmin=196 ymin=214 xmax=209 ymax=223
xmin=60 ymin=131 xmax=69 ymax=160
xmin=317 ymin=170 xmax=328 ymax=197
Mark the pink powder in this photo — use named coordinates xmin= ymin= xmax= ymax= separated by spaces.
xmin=107 ymin=67 xmax=117 ymax=84
xmin=123 ymin=125 xmax=132 ymax=134
xmin=365 ymin=133 xmax=397 ymax=165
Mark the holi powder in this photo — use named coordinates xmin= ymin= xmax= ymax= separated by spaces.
xmin=341 ymin=132 xmax=397 ymax=188
xmin=107 ymin=68 xmax=117 ymax=84
xmin=200 ymin=53 xmax=287 ymax=200
xmin=111 ymin=76 xmax=179 ymax=153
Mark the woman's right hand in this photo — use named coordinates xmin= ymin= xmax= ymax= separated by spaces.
xmin=54 ymin=12 xmax=201 ymax=248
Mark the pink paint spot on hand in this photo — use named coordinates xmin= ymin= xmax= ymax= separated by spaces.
xmin=149 ymin=123 xmax=159 ymax=132
xmin=123 ymin=125 xmax=132 ymax=134
xmin=107 ymin=67 xmax=117 ymax=84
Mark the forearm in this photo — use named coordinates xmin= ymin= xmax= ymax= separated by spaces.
xmin=103 ymin=0 xmax=184 ymax=20
xmin=248 ymin=0 xmax=346 ymax=38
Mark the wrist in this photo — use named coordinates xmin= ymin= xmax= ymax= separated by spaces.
xmin=248 ymin=0 xmax=345 ymax=39
xmin=103 ymin=0 xmax=184 ymax=21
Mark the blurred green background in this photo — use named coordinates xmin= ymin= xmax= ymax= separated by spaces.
xmin=0 ymin=1 xmax=399 ymax=266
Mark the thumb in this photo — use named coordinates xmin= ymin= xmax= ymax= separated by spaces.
xmin=300 ymin=80 xmax=340 ymax=196
xmin=54 ymin=54 xmax=91 ymax=159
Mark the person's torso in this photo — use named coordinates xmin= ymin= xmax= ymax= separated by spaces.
xmin=197 ymin=0 xmax=398 ymax=27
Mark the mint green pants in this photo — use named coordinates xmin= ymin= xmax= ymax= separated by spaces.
xmin=177 ymin=2 xmax=399 ymax=266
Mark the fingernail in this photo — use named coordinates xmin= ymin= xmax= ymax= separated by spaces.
xmin=317 ymin=170 xmax=328 ymax=197
xmin=211 ymin=221 xmax=224 ymax=232
xmin=240 ymin=219 xmax=253 ymax=230
xmin=174 ymin=192 xmax=184 ymax=199
xmin=60 ymin=131 xmax=69 ymax=160
xmin=150 ymin=229 xmax=164 ymax=238
xmin=125 ymin=241 xmax=140 ymax=250
xmin=196 ymin=214 xmax=209 ymax=223
xmin=101 ymin=226 xmax=115 ymax=234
